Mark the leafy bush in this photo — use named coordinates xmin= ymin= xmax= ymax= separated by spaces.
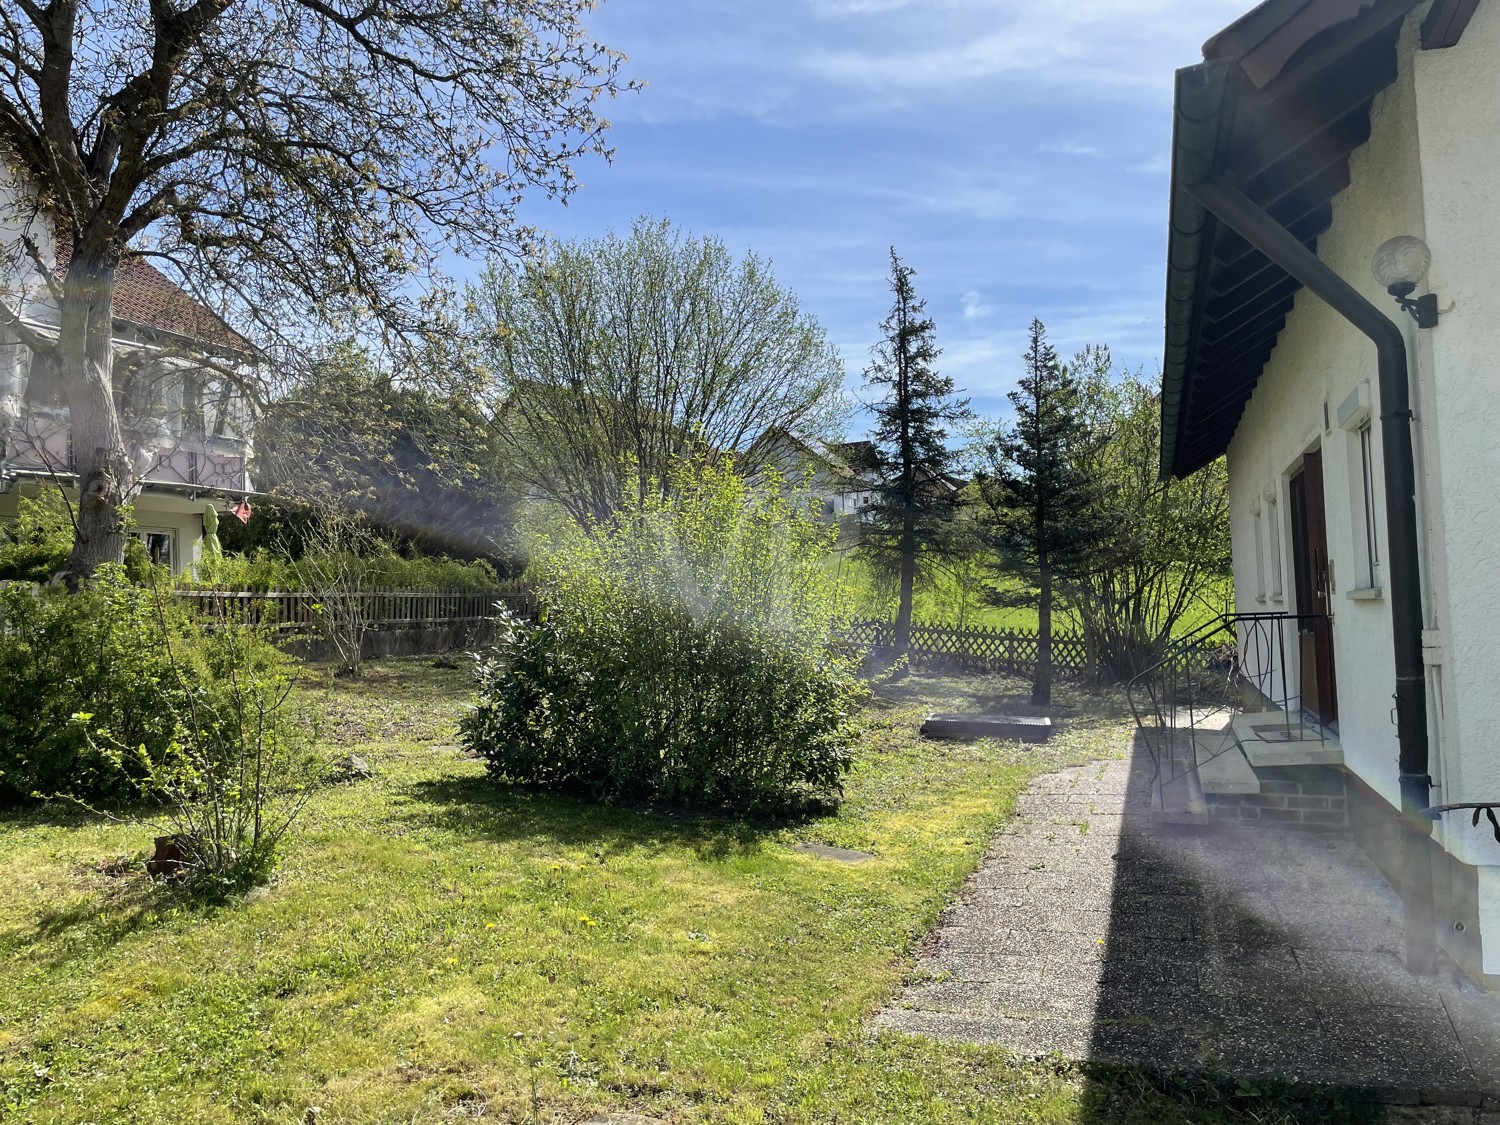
xmin=0 ymin=489 xmax=73 ymax=582
xmin=185 ymin=545 xmax=502 ymax=592
xmin=0 ymin=567 xmax=290 ymax=806
xmin=137 ymin=618 xmax=322 ymax=897
xmin=462 ymin=458 xmax=864 ymax=815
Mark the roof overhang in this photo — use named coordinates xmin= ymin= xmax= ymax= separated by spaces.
xmin=1159 ymin=0 xmax=1434 ymax=479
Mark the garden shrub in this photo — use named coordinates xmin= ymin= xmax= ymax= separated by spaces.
xmin=0 ymin=566 xmax=292 ymax=806
xmin=0 ymin=489 xmax=73 ymax=582
xmin=138 ymin=620 xmax=322 ymax=898
xmin=462 ymin=458 xmax=864 ymax=815
xmin=185 ymin=545 xmax=502 ymax=592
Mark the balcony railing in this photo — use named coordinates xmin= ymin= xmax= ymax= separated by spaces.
xmin=2 ymin=404 xmax=251 ymax=493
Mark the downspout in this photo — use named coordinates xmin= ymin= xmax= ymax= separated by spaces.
xmin=1188 ymin=178 xmax=1437 ymax=973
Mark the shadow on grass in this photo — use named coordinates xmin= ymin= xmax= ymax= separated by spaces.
xmin=403 ymin=772 xmax=815 ymax=864
xmin=1073 ymin=1062 xmax=1381 ymax=1124
xmin=3 ymin=867 xmax=190 ymax=971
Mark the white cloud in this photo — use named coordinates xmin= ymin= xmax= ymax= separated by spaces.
xmin=1038 ymin=140 xmax=1104 ymax=158
xmin=961 ymin=290 xmax=990 ymax=320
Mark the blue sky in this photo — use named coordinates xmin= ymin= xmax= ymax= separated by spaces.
xmin=516 ymin=0 xmax=1251 ymax=429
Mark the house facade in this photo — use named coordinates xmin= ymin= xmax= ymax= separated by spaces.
xmin=0 ymin=165 xmax=255 ymax=574
xmin=1160 ymin=0 xmax=1499 ymax=985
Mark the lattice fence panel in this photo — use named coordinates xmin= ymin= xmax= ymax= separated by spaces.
xmin=848 ymin=620 xmax=1095 ymax=678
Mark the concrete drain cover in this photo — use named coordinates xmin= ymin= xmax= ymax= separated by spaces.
xmin=792 ymin=842 xmax=875 ymax=863
xmin=920 ymin=713 xmax=1053 ymax=742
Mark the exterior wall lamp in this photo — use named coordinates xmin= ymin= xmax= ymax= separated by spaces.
xmin=1372 ymin=235 xmax=1439 ymax=328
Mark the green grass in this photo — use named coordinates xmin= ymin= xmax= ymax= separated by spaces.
xmin=1 ymin=660 xmax=1356 ymax=1124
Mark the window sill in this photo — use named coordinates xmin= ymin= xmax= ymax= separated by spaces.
xmin=1347 ymin=586 xmax=1383 ymax=601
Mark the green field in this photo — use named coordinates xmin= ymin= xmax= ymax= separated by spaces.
xmin=828 ymin=549 xmax=1233 ymax=638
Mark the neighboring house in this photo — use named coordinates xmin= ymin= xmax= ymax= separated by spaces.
xmin=750 ymin=429 xmax=881 ymax=521
xmin=1159 ymin=0 xmax=1498 ymax=985
xmin=0 ymin=168 xmax=255 ymax=575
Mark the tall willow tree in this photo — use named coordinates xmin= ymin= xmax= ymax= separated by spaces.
xmin=0 ymin=0 xmax=631 ymax=580
xmin=1069 ymin=351 xmax=1231 ymax=677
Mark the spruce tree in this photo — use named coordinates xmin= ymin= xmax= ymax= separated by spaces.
xmin=862 ymin=249 xmax=972 ymax=657
xmin=979 ymin=319 xmax=1104 ymax=705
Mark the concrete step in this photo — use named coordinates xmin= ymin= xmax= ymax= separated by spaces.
xmin=1194 ymin=736 xmax=1261 ymax=795
xmin=1153 ymin=758 xmax=1210 ymax=826
xmin=1230 ymin=713 xmax=1344 ymax=768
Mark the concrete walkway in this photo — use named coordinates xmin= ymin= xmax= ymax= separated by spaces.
xmin=878 ymin=739 xmax=1500 ymax=1108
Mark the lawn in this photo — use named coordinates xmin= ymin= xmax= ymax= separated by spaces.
xmin=2 ymin=660 xmax=1344 ymax=1124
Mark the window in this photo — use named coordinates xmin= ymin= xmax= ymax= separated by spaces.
xmin=133 ymin=528 xmax=176 ymax=573
xmin=1265 ymin=487 xmax=1284 ymax=601
xmin=1338 ymin=383 xmax=1380 ymax=594
xmin=1356 ymin=420 xmax=1380 ymax=589
xmin=1250 ymin=497 xmax=1267 ymax=603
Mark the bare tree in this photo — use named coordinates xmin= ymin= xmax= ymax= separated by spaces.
xmin=291 ymin=499 xmax=380 ymax=677
xmin=0 ymin=0 xmax=633 ymax=580
xmin=469 ymin=217 xmax=848 ymax=528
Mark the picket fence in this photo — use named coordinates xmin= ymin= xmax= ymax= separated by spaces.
xmin=175 ymin=587 xmax=533 ymax=632
xmin=846 ymin=620 xmax=1096 ymax=677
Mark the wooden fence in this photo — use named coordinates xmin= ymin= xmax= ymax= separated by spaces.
xmin=846 ymin=620 xmax=1096 ymax=678
xmin=175 ymin=587 xmax=533 ymax=633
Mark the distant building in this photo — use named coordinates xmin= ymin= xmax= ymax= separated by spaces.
xmin=0 ymin=164 xmax=255 ymax=574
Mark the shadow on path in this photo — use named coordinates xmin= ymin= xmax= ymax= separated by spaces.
xmin=878 ymin=731 xmax=1500 ymax=1109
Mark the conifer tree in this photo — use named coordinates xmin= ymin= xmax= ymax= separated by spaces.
xmin=862 ymin=248 xmax=972 ymax=656
xmin=979 ymin=319 xmax=1104 ymax=705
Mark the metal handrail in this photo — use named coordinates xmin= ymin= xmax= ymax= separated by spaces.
xmin=1125 ymin=612 xmax=1329 ymax=797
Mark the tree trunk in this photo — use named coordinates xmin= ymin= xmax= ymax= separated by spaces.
xmin=894 ymin=500 xmax=916 ymax=656
xmin=1034 ymin=561 xmax=1052 ymax=706
xmin=59 ymin=243 xmax=131 ymax=586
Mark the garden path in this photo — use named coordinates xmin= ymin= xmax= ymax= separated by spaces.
xmin=877 ymin=737 xmax=1500 ymax=1112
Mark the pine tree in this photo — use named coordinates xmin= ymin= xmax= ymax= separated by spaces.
xmin=862 ymin=249 xmax=972 ymax=657
xmin=979 ymin=319 xmax=1104 ymax=705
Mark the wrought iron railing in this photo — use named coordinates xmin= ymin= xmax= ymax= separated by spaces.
xmin=1125 ymin=612 xmax=1328 ymax=797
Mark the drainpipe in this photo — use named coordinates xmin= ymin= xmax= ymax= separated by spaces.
xmin=1188 ymin=179 xmax=1437 ymax=974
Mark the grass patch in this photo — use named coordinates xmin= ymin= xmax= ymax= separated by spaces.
xmin=2 ymin=659 xmax=1349 ymax=1123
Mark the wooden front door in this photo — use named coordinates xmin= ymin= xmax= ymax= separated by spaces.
xmin=1288 ymin=449 xmax=1338 ymax=724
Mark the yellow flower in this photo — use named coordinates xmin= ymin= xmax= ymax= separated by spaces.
xmin=485 ymin=922 xmax=497 ymax=931
xmin=446 ymin=957 xmax=459 ymax=965
xmin=578 ymin=915 xmax=598 ymax=927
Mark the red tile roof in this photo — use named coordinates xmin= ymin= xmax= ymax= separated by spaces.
xmin=52 ymin=238 xmax=253 ymax=353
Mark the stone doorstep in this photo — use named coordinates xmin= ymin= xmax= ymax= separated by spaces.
xmin=1230 ymin=713 xmax=1346 ymax=768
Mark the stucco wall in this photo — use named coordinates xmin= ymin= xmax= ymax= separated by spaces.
xmin=1413 ymin=0 xmax=1500 ymax=862
xmin=1412 ymin=0 xmax=1500 ymax=967
xmin=1225 ymin=14 xmax=1426 ymax=810
xmin=1225 ymin=3 xmax=1500 ymax=973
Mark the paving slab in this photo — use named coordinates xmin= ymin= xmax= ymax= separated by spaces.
xmin=875 ymin=731 xmax=1500 ymax=1105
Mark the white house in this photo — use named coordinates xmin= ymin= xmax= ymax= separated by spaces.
xmin=0 ymin=164 xmax=256 ymax=574
xmin=749 ymin=429 xmax=881 ymax=521
xmin=1160 ymin=0 xmax=1499 ymax=987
